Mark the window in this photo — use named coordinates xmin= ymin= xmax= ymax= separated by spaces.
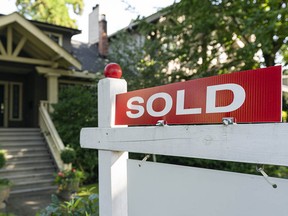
xmin=44 ymin=32 xmax=63 ymax=46
xmin=9 ymin=83 xmax=22 ymax=121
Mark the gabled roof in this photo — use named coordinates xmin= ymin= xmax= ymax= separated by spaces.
xmin=71 ymin=40 xmax=106 ymax=73
xmin=0 ymin=12 xmax=81 ymax=70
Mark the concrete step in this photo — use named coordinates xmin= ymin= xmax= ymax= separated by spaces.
xmin=6 ymin=153 xmax=52 ymax=162
xmin=12 ymin=179 xmax=55 ymax=191
xmin=1 ymin=140 xmax=46 ymax=147
xmin=10 ymin=185 xmax=57 ymax=196
xmin=0 ymin=127 xmax=57 ymax=195
xmin=4 ymin=147 xmax=49 ymax=156
xmin=0 ymin=165 xmax=56 ymax=177
xmin=7 ymin=172 xmax=55 ymax=184
xmin=0 ymin=136 xmax=44 ymax=142
xmin=0 ymin=131 xmax=43 ymax=136
xmin=0 ymin=128 xmax=41 ymax=133
xmin=5 ymin=158 xmax=54 ymax=169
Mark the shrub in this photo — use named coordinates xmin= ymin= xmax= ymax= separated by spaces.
xmin=37 ymin=189 xmax=99 ymax=216
xmin=52 ymin=85 xmax=98 ymax=183
xmin=61 ymin=147 xmax=76 ymax=164
xmin=0 ymin=151 xmax=6 ymax=169
xmin=55 ymin=168 xmax=85 ymax=192
xmin=0 ymin=150 xmax=12 ymax=188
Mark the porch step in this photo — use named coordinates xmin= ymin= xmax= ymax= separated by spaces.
xmin=12 ymin=179 xmax=55 ymax=191
xmin=0 ymin=128 xmax=41 ymax=133
xmin=0 ymin=140 xmax=46 ymax=147
xmin=10 ymin=185 xmax=57 ymax=196
xmin=6 ymin=158 xmax=54 ymax=169
xmin=6 ymin=172 xmax=55 ymax=184
xmin=6 ymin=153 xmax=52 ymax=162
xmin=0 ymin=136 xmax=44 ymax=142
xmin=5 ymin=146 xmax=49 ymax=154
xmin=0 ymin=128 xmax=57 ymax=195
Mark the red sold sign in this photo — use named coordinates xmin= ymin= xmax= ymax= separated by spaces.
xmin=115 ymin=66 xmax=282 ymax=125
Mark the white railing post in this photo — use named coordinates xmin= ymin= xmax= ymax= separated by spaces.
xmin=96 ymin=64 xmax=128 ymax=216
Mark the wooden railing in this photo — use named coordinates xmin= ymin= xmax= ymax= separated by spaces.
xmin=39 ymin=100 xmax=64 ymax=170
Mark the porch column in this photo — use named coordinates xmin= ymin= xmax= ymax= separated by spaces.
xmin=45 ymin=73 xmax=60 ymax=111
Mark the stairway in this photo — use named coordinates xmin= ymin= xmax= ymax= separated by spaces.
xmin=0 ymin=128 xmax=57 ymax=195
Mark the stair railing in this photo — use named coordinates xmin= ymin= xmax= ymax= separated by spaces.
xmin=39 ymin=100 xmax=64 ymax=170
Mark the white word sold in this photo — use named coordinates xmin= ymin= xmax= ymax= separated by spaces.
xmin=126 ymin=84 xmax=246 ymax=118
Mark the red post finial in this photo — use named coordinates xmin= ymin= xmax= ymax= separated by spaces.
xmin=104 ymin=63 xmax=122 ymax=79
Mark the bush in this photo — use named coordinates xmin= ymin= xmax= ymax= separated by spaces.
xmin=0 ymin=151 xmax=6 ymax=169
xmin=61 ymin=147 xmax=76 ymax=164
xmin=55 ymin=168 xmax=85 ymax=192
xmin=52 ymin=85 xmax=98 ymax=183
xmin=37 ymin=189 xmax=99 ymax=216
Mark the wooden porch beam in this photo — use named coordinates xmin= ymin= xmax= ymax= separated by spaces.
xmin=0 ymin=55 xmax=54 ymax=66
xmin=13 ymin=36 xmax=27 ymax=57
xmin=0 ymin=40 xmax=6 ymax=55
xmin=7 ymin=26 xmax=12 ymax=55
xmin=36 ymin=66 xmax=97 ymax=79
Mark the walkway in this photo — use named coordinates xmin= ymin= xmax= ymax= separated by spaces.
xmin=0 ymin=191 xmax=54 ymax=216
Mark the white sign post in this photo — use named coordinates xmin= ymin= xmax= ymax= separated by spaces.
xmin=97 ymin=76 xmax=128 ymax=216
xmin=80 ymin=64 xmax=287 ymax=216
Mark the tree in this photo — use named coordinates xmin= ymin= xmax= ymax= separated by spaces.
xmin=108 ymin=0 xmax=288 ymax=176
xmin=110 ymin=0 xmax=287 ymax=86
xmin=109 ymin=31 xmax=168 ymax=90
xmin=160 ymin=0 xmax=288 ymax=80
xmin=16 ymin=0 xmax=84 ymax=28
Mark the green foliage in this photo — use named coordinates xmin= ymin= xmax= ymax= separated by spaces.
xmin=110 ymin=0 xmax=288 ymax=87
xmin=52 ymin=85 xmax=98 ymax=183
xmin=164 ymin=0 xmax=288 ymax=78
xmin=0 ymin=150 xmax=6 ymax=169
xmin=61 ymin=146 xmax=76 ymax=164
xmin=16 ymin=0 xmax=84 ymax=28
xmin=0 ymin=178 xmax=13 ymax=187
xmin=109 ymin=31 xmax=167 ymax=90
xmin=283 ymin=111 xmax=287 ymax=122
xmin=38 ymin=189 xmax=99 ymax=216
xmin=0 ymin=150 xmax=12 ymax=187
xmin=55 ymin=168 xmax=85 ymax=192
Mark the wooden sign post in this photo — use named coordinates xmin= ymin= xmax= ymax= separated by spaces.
xmin=95 ymin=63 xmax=128 ymax=216
xmin=80 ymin=64 xmax=287 ymax=216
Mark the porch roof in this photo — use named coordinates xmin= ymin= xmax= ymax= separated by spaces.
xmin=0 ymin=12 xmax=81 ymax=70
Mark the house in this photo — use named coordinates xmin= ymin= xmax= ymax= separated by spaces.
xmin=0 ymin=11 xmax=106 ymax=195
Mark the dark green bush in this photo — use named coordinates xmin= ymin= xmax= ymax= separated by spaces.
xmin=37 ymin=192 xmax=99 ymax=216
xmin=0 ymin=151 xmax=6 ymax=169
xmin=61 ymin=147 xmax=76 ymax=164
xmin=52 ymin=85 xmax=98 ymax=183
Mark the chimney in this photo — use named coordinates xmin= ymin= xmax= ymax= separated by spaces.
xmin=98 ymin=14 xmax=108 ymax=57
xmin=88 ymin=4 xmax=99 ymax=44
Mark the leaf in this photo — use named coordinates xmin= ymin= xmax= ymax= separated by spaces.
xmin=88 ymin=193 xmax=99 ymax=201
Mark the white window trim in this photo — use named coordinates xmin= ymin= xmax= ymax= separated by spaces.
xmin=0 ymin=82 xmax=9 ymax=127
xmin=44 ymin=31 xmax=63 ymax=46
